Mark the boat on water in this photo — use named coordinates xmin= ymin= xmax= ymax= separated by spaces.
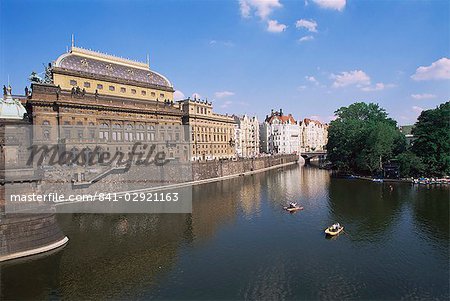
xmin=325 ymin=223 xmax=344 ymax=236
xmin=284 ymin=202 xmax=303 ymax=212
xmin=284 ymin=206 xmax=304 ymax=212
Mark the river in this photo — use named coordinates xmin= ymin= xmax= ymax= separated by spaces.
xmin=1 ymin=165 xmax=449 ymax=300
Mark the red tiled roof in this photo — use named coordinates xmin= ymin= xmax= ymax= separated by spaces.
xmin=266 ymin=113 xmax=296 ymax=124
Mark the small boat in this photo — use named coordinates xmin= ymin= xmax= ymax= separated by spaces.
xmin=284 ymin=202 xmax=303 ymax=212
xmin=325 ymin=223 xmax=344 ymax=236
xmin=284 ymin=206 xmax=304 ymax=212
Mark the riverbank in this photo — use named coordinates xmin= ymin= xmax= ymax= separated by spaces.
xmin=111 ymin=159 xmax=299 ymax=195
xmin=0 ymin=154 xmax=298 ymax=262
xmin=342 ymin=174 xmax=449 ymax=185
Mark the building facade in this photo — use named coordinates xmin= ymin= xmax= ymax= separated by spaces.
xmin=300 ymin=118 xmax=328 ymax=152
xmin=233 ymin=115 xmax=259 ymax=158
xmin=399 ymin=125 xmax=415 ymax=148
xmin=178 ymin=98 xmax=235 ymax=161
xmin=27 ymin=45 xmax=190 ymax=163
xmin=260 ymin=109 xmax=301 ymax=155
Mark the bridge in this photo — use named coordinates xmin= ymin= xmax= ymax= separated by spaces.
xmin=301 ymin=150 xmax=327 ymax=163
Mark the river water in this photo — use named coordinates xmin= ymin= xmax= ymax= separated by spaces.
xmin=1 ymin=165 xmax=449 ymax=300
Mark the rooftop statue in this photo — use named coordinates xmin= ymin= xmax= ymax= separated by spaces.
xmin=29 ymin=71 xmax=43 ymax=83
xmin=42 ymin=63 xmax=53 ymax=84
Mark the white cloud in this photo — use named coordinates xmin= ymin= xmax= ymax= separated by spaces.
xmin=239 ymin=0 xmax=252 ymax=18
xmin=192 ymin=92 xmax=202 ymax=100
xmin=267 ymin=19 xmax=287 ymax=33
xmin=214 ymin=91 xmax=235 ymax=98
xmin=411 ymin=57 xmax=450 ymax=81
xmin=299 ymin=35 xmax=314 ymax=42
xmin=361 ymin=82 xmax=396 ymax=92
xmin=209 ymin=40 xmax=234 ymax=47
xmin=412 ymin=106 xmax=424 ymax=113
xmin=220 ymin=100 xmax=233 ymax=109
xmin=411 ymin=93 xmax=437 ymax=100
xmin=173 ymin=90 xmax=185 ymax=101
xmin=239 ymin=0 xmax=282 ymax=20
xmin=295 ymin=19 xmax=318 ymax=32
xmin=331 ymin=70 xmax=371 ymax=88
xmin=312 ymin=0 xmax=346 ymax=11
xmin=305 ymin=76 xmax=319 ymax=85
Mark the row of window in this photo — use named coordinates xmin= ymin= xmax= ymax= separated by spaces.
xmin=193 ymin=133 xmax=230 ymax=143
xmin=195 ymin=107 xmax=210 ymax=114
xmin=59 ymin=129 xmax=180 ymax=142
xmin=192 ymin=126 xmax=233 ymax=134
xmin=69 ymin=80 xmax=165 ymax=98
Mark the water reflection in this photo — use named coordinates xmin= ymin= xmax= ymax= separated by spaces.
xmin=1 ymin=166 xmax=448 ymax=300
xmin=327 ymin=179 xmax=403 ymax=241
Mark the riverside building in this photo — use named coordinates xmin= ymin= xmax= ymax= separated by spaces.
xmin=299 ymin=118 xmax=328 ymax=152
xmin=26 ymin=45 xmax=189 ymax=162
xmin=260 ymin=109 xmax=301 ymax=154
xmin=233 ymin=114 xmax=260 ymax=158
xmin=178 ymin=98 xmax=235 ymax=161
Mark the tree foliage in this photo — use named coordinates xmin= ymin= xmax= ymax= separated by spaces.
xmin=395 ymin=151 xmax=425 ymax=177
xmin=411 ymin=102 xmax=450 ymax=177
xmin=327 ymin=102 xmax=406 ymax=174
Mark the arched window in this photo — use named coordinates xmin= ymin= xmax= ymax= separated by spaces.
xmin=137 ymin=124 xmax=145 ymax=141
xmin=88 ymin=122 xmax=96 ymax=139
xmin=99 ymin=123 xmax=109 ymax=141
xmin=112 ymin=123 xmax=122 ymax=141
xmin=125 ymin=124 xmax=133 ymax=141
xmin=147 ymin=125 xmax=155 ymax=141
xmin=43 ymin=129 xmax=50 ymax=140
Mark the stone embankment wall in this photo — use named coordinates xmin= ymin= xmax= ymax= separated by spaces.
xmin=192 ymin=154 xmax=299 ymax=181
xmin=0 ymin=184 xmax=68 ymax=262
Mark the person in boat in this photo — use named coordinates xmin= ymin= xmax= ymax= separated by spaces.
xmin=332 ymin=223 xmax=340 ymax=231
xmin=289 ymin=202 xmax=297 ymax=208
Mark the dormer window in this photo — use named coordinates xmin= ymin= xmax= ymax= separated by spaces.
xmin=80 ymin=59 xmax=89 ymax=67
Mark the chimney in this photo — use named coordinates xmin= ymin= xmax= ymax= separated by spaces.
xmin=280 ymin=108 xmax=283 ymax=116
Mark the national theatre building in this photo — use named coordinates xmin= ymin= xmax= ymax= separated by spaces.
xmin=27 ymin=46 xmax=188 ymax=162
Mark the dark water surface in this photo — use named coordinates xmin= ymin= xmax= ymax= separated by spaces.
xmin=1 ymin=166 xmax=449 ymax=300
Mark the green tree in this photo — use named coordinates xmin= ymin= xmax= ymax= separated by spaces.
xmin=411 ymin=102 xmax=450 ymax=177
xmin=327 ymin=102 xmax=406 ymax=175
xmin=396 ymin=151 xmax=425 ymax=177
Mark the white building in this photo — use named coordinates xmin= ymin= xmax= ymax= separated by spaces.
xmin=300 ymin=118 xmax=328 ymax=152
xmin=260 ymin=109 xmax=301 ymax=154
xmin=233 ymin=115 xmax=259 ymax=158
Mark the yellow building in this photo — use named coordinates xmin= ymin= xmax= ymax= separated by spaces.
xmin=28 ymin=45 xmax=188 ymax=162
xmin=52 ymin=46 xmax=174 ymax=102
xmin=178 ymin=98 xmax=235 ymax=160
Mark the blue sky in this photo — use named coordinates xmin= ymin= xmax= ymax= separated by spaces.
xmin=1 ymin=0 xmax=449 ymax=125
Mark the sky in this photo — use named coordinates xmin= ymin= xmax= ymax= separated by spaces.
xmin=1 ymin=0 xmax=449 ymax=125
